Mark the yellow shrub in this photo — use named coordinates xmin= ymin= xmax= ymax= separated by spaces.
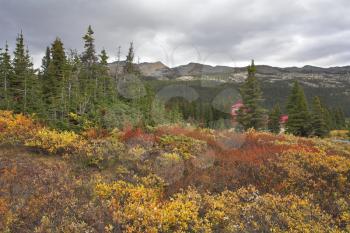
xmin=158 ymin=135 xmax=206 ymax=159
xmin=203 ymin=186 xmax=337 ymax=233
xmin=0 ymin=111 xmax=39 ymax=144
xmin=25 ymin=128 xmax=81 ymax=154
xmin=96 ymin=181 xmax=210 ymax=233
xmin=128 ymin=145 xmax=146 ymax=159
xmin=330 ymin=130 xmax=349 ymax=139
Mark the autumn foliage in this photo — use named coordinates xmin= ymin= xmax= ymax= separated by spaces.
xmin=1 ymin=111 xmax=350 ymax=232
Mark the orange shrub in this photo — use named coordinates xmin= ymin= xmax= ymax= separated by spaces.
xmin=82 ymin=128 xmax=110 ymax=139
xmin=0 ymin=111 xmax=40 ymax=144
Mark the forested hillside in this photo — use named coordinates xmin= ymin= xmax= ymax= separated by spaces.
xmin=0 ymin=27 xmax=182 ymax=131
xmin=1 ymin=26 xmax=348 ymax=133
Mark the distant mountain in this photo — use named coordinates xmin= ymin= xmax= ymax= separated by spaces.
xmin=108 ymin=61 xmax=350 ymax=115
xmin=137 ymin=61 xmax=174 ymax=78
xmin=108 ymin=61 xmax=350 ymax=88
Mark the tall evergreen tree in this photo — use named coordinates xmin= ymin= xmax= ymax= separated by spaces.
xmin=310 ymin=96 xmax=328 ymax=137
xmin=124 ymin=42 xmax=136 ymax=74
xmin=40 ymin=46 xmax=51 ymax=108
xmin=286 ymin=81 xmax=310 ymax=136
xmin=41 ymin=46 xmax=51 ymax=74
xmin=65 ymin=50 xmax=82 ymax=117
xmin=0 ymin=42 xmax=13 ymax=109
xmin=41 ymin=38 xmax=67 ymax=123
xmin=81 ymin=25 xmax=98 ymax=68
xmin=48 ymin=38 xmax=67 ymax=122
xmin=79 ymin=26 xmax=98 ymax=115
xmin=322 ymin=106 xmax=333 ymax=131
xmin=11 ymin=32 xmax=35 ymax=113
xmin=236 ymin=60 xmax=266 ymax=130
xmin=268 ymin=104 xmax=281 ymax=134
xmin=333 ymin=107 xmax=346 ymax=129
xmin=98 ymin=49 xmax=116 ymax=102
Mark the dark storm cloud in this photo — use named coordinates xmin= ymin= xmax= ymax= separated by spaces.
xmin=1 ymin=0 xmax=350 ymax=67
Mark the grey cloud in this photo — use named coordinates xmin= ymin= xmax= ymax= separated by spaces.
xmin=1 ymin=0 xmax=350 ymax=68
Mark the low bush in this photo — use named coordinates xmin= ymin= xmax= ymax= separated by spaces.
xmin=158 ymin=134 xmax=207 ymax=160
xmin=1 ymin=111 xmax=350 ymax=231
xmin=25 ymin=128 xmax=82 ymax=154
xmin=0 ymin=111 xmax=39 ymax=144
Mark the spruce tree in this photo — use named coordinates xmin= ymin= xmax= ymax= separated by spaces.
xmin=322 ymin=106 xmax=333 ymax=131
xmin=81 ymin=25 xmax=98 ymax=68
xmin=124 ymin=42 xmax=136 ymax=74
xmin=286 ymin=81 xmax=310 ymax=136
xmin=65 ymin=50 xmax=82 ymax=117
xmin=236 ymin=60 xmax=266 ymax=130
xmin=41 ymin=46 xmax=51 ymax=74
xmin=268 ymin=103 xmax=281 ymax=134
xmin=98 ymin=49 xmax=114 ymax=101
xmin=40 ymin=46 xmax=51 ymax=109
xmin=79 ymin=26 xmax=98 ymax=115
xmin=0 ymin=42 xmax=13 ymax=109
xmin=42 ymin=38 xmax=67 ymax=124
xmin=11 ymin=32 xmax=35 ymax=113
xmin=310 ymin=96 xmax=328 ymax=137
xmin=334 ymin=108 xmax=346 ymax=129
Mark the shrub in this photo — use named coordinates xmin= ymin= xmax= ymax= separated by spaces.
xmin=84 ymin=138 xmax=125 ymax=168
xmin=95 ymin=181 xmax=210 ymax=232
xmin=158 ymin=135 xmax=206 ymax=160
xmin=25 ymin=128 xmax=82 ymax=154
xmin=96 ymin=181 xmax=336 ymax=233
xmin=203 ymin=186 xmax=337 ymax=232
xmin=153 ymin=153 xmax=184 ymax=184
xmin=0 ymin=111 xmax=39 ymax=144
xmin=0 ymin=152 xmax=113 ymax=232
xmin=82 ymin=127 xmax=109 ymax=139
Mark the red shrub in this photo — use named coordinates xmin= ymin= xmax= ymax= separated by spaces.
xmin=121 ymin=126 xmax=155 ymax=146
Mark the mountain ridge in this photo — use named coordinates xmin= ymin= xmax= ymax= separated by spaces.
xmin=109 ymin=61 xmax=350 ymax=78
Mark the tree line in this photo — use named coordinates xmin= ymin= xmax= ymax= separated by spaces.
xmin=0 ymin=27 xmax=347 ymax=136
xmin=0 ymin=26 xmax=181 ymax=130
xmin=236 ymin=60 xmax=347 ymax=137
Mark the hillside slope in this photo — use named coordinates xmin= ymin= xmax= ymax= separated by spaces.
xmin=1 ymin=111 xmax=350 ymax=232
xmin=109 ymin=61 xmax=350 ymax=115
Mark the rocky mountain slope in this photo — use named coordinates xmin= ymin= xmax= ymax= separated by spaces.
xmin=109 ymin=61 xmax=350 ymax=88
xmin=108 ymin=61 xmax=350 ymax=115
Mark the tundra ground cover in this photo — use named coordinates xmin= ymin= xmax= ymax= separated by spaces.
xmin=0 ymin=111 xmax=349 ymax=232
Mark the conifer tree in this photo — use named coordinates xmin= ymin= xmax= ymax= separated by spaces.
xmin=310 ymin=96 xmax=328 ymax=137
xmin=124 ymin=42 xmax=136 ymax=74
xmin=286 ymin=81 xmax=310 ymax=136
xmin=41 ymin=46 xmax=51 ymax=74
xmin=65 ymin=50 xmax=82 ymax=117
xmin=43 ymin=38 xmax=66 ymax=122
xmin=11 ymin=32 xmax=35 ymax=113
xmin=334 ymin=107 xmax=346 ymax=129
xmin=98 ymin=49 xmax=114 ymax=101
xmin=40 ymin=46 xmax=51 ymax=110
xmin=322 ymin=106 xmax=333 ymax=131
xmin=268 ymin=104 xmax=281 ymax=134
xmin=237 ymin=60 xmax=266 ymax=130
xmin=79 ymin=26 xmax=98 ymax=115
xmin=81 ymin=25 xmax=97 ymax=68
xmin=0 ymin=42 xmax=13 ymax=109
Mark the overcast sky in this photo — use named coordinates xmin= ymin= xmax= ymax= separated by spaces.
xmin=1 ymin=0 xmax=350 ymax=68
